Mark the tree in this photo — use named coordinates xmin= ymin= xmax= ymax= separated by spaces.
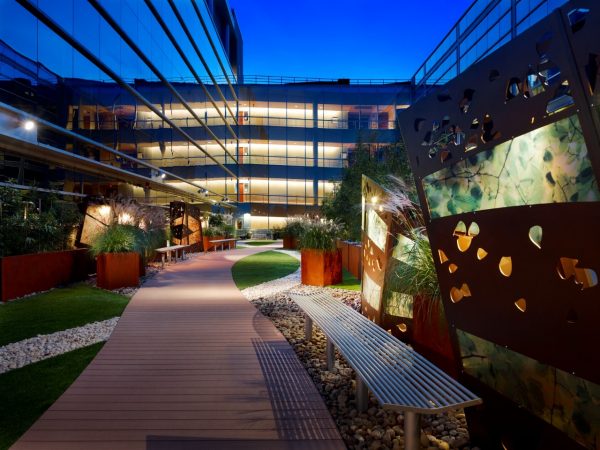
xmin=0 ymin=184 xmax=82 ymax=257
xmin=321 ymin=135 xmax=415 ymax=241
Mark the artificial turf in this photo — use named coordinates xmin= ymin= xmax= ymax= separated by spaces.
xmin=0 ymin=343 xmax=104 ymax=450
xmin=232 ymin=250 xmax=299 ymax=289
xmin=329 ymin=269 xmax=361 ymax=291
xmin=243 ymin=240 xmax=278 ymax=246
xmin=0 ymin=284 xmax=129 ymax=346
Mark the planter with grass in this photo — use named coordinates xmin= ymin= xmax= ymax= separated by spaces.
xmin=384 ymin=182 xmax=456 ymax=374
xmin=202 ymin=227 xmax=225 ymax=252
xmin=91 ymin=225 xmax=142 ymax=290
xmin=299 ymin=220 xmax=342 ymax=287
xmin=281 ymin=217 xmax=306 ymax=250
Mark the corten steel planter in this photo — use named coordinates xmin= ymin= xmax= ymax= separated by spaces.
xmin=0 ymin=249 xmax=94 ymax=302
xmin=412 ymin=294 xmax=457 ymax=376
xmin=96 ymin=252 xmax=140 ymax=290
xmin=301 ymin=249 xmax=342 ymax=287
xmin=202 ymin=235 xmax=224 ymax=252
xmin=282 ymin=235 xmax=298 ymax=250
xmin=347 ymin=243 xmax=362 ymax=280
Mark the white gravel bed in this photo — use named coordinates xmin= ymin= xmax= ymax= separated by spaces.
xmin=240 ymin=269 xmax=301 ymax=301
xmin=0 ymin=317 xmax=118 ymax=374
xmin=249 ymin=284 xmax=474 ymax=450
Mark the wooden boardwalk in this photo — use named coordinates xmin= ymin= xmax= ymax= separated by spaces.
xmin=12 ymin=246 xmax=345 ymax=450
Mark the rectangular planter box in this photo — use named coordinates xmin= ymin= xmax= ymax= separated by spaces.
xmin=1 ymin=249 xmax=95 ymax=302
xmin=282 ymin=236 xmax=297 ymax=250
xmin=337 ymin=240 xmax=349 ymax=270
xmin=96 ymin=252 xmax=140 ymax=290
xmin=301 ymin=249 xmax=342 ymax=287
xmin=348 ymin=243 xmax=362 ymax=280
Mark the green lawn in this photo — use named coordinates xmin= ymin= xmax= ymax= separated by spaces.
xmin=330 ymin=269 xmax=362 ymax=291
xmin=243 ymin=240 xmax=278 ymax=246
xmin=0 ymin=343 xmax=103 ymax=450
xmin=232 ymin=250 xmax=299 ymax=289
xmin=0 ymin=284 xmax=129 ymax=346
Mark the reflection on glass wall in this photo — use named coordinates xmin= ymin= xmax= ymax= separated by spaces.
xmin=413 ymin=0 xmax=569 ymax=98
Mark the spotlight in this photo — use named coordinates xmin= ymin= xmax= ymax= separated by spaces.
xmin=23 ymin=120 xmax=35 ymax=131
xmin=160 ymin=173 xmax=166 ymax=179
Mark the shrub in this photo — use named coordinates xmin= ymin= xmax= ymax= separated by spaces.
xmin=141 ymin=228 xmax=168 ymax=261
xmin=222 ymin=224 xmax=235 ymax=238
xmin=203 ymin=226 xmax=223 ymax=237
xmin=90 ymin=224 xmax=144 ymax=257
xmin=0 ymin=185 xmax=82 ymax=257
xmin=282 ymin=217 xmax=307 ymax=238
xmin=298 ymin=219 xmax=342 ymax=251
xmin=208 ymin=214 xmax=225 ymax=228
xmin=272 ymin=227 xmax=283 ymax=239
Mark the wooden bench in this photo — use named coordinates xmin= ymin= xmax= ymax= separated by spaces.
xmin=290 ymin=292 xmax=482 ymax=450
xmin=155 ymin=244 xmax=188 ymax=268
xmin=208 ymin=238 xmax=237 ymax=252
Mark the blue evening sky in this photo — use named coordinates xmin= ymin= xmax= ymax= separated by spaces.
xmin=228 ymin=0 xmax=474 ymax=80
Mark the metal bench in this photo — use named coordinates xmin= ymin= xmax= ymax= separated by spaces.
xmin=208 ymin=238 xmax=237 ymax=252
xmin=290 ymin=292 xmax=482 ymax=450
xmin=251 ymin=229 xmax=272 ymax=239
xmin=155 ymin=244 xmax=188 ymax=268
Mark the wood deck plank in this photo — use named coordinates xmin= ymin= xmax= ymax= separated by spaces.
xmin=12 ymin=246 xmax=344 ymax=450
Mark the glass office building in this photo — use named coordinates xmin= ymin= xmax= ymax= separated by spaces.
xmin=411 ymin=0 xmax=570 ymax=100
xmin=0 ymin=0 xmax=242 ymax=206
xmin=0 ymin=0 xmax=410 ymax=230
xmin=0 ymin=0 xmax=570 ymax=231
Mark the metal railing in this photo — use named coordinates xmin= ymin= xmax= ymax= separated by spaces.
xmin=411 ymin=0 xmax=569 ymax=101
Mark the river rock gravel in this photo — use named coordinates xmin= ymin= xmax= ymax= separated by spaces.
xmin=242 ymin=282 xmax=472 ymax=450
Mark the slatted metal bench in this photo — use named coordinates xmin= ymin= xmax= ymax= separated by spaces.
xmin=290 ymin=292 xmax=482 ymax=450
xmin=155 ymin=244 xmax=189 ymax=268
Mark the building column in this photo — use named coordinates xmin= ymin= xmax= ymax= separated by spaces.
xmin=313 ymin=101 xmax=318 ymax=207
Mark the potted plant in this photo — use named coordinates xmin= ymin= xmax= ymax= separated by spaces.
xmin=298 ymin=219 xmax=343 ymax=286
xmin=282 ymin=217 xmax=306 ymax=250
xmin=91 ymin=224 xmax=143 ymax=290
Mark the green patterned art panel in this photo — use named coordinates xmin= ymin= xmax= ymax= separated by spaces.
xmin=384 ymin=290 xmax=414 ymax=318
xmin=423 ymin=115 xmax=600 ymax=219
xmin=457 ymin=330 xmax=600 ymax=449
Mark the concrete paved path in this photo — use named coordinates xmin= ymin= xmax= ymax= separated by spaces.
xmin=13 ymin=245 xmax=345 ymax=450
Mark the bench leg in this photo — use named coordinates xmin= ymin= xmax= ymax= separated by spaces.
xmin=326 ymin=337 xmax=335 ymax=371
xmin=304 ymin=317 xmax=313 ymax=341
xmin=404 ymin=411 xmax=421 ymax=450
xmin=356 ymin=375 xmax=368 ymax=412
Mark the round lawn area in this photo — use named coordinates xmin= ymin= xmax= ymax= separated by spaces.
xmin=243 ymin=240 xmax=278 ymax=246
xmin=232 ymin=250 xmax=299 ymax=290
